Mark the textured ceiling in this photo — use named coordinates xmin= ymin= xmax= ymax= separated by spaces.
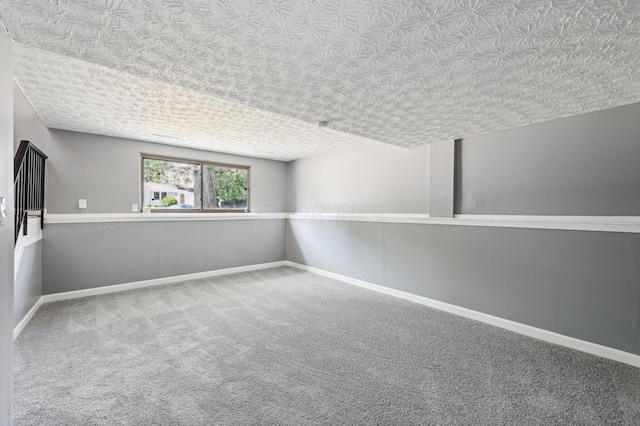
xmin=2 ymin=0 xmax=640 ymax=159
xmin=13 ymin=44 xmax=369 ymax=161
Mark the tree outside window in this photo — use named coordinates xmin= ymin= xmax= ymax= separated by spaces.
xmin=142 ymin=155 xmax=249 ymax=212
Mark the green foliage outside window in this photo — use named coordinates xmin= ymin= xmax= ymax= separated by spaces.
xmin=162 ymin=197 xmax=178 ymax=207
xmin=144 ymin=158 xmax=248 ymax=210
xmin=209 ymin=166 xmax=247 ymax=208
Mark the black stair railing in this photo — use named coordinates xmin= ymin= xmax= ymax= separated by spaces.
xmin=14 ymin=140 xmax=47 ymax=243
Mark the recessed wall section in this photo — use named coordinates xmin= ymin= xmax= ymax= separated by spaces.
xmin=456 ymin=102 xmax=640 ymax=216
xmin=287 ymin=140 xmax=429 ymax=214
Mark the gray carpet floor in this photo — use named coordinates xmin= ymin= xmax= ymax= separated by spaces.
xmin=14 ymin=266 xmax=640 ymax=425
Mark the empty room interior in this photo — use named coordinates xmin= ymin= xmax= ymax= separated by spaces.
xmin=1 ymin=1 xmax=640 ymax=424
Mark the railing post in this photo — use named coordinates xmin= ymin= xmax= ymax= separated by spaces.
xmin=14 ymin=141 xmax=47 ymax=244
xmin=40 ymin=157 xmax=46 ymax=230
xmin=24 ymin=148 xmax=30 ymax=237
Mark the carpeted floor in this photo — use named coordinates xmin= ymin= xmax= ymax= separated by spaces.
xmin=14 ymin=267 xmax=640 ymax=425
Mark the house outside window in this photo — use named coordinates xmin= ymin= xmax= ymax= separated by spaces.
xmin=142 ymin=155 xmax=249 ymax=212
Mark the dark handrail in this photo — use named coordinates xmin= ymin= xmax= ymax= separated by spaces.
xmin=14 ymin=140 xmax=48 ymax=243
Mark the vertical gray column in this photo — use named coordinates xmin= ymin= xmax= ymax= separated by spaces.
xmin=0 ymin=27 xmax=14 ymax=426
xmin=428 ymin=140 xmax=456 ymax=218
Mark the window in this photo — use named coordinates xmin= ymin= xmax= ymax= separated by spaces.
xmin=142 ymin=154 xmax=249 ymax=212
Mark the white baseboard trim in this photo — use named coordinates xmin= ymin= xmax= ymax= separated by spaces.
xmin=13 ymin=297 xmax=44 ymax=341
xmin=41 ymin=261 xmax=286 ymax=303
xmin=284 ymin=261 xmax=640 ymax=368
xmin=17 ymin=259 xmax=640 ymax=368
xmin=15 ymin=261 xmax=285 ymax=339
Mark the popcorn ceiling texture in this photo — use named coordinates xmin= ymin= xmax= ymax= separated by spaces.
xmin=2 ymin=0 xmax=640 ymax=158
xmin=13 ymin=44 xmax=369 ymax=161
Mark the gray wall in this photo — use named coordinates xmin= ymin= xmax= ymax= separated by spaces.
xmin=46 ymin=129 xmax=288 ymax=214
xmin=13 ymin=85 xmax=50 ymax=331
xmin=429 ymin=140 xmax=454 ymax=218
xmin=12 ymin=82 xmax=290 ymax=299
xmin=43 ymin=220 xmax=285 ymax=294
xmin=13 ymin=82 xmax=54 ymax=156
xmin=0 ymin=28 xmax=14 ymax=425
xmin=13 ymin=82 xmax=55 ymax=211
xmin=13 ymin=80 xmax=291 ymax=300
xmin=456 ymin=102 xmax=640 ymax=215
xmin=285 ymin=101 xmax=640 ymax=357
xmin=14 ymin=85 xmax=289 ymax=215
xmin=287 ymin=140 xmax=429 ymax=213
xmin=287 ymin=220 xmax=640 ymax=355
xmin=13 ymin=241 xmax=41 ymax=327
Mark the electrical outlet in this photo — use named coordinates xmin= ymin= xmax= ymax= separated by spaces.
xmin=78 ymin=199 xmax=87 ymax=209
xmin=132 ymin=204 xmax=138 ymax=212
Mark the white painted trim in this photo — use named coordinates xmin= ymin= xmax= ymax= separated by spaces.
xmin=284 ymin=261 xmax=640 ymax=368
xmin=40 ymin=261 xmax=286 ymax=303
xmin=45 ymin=212 xmax=288 ymax=224
xmin=287 ymin=212 xmax=432 ymax=223
xmin=14 ymin=217 xmax=42 ymax=278
xmin=454 ymin=214 xmax=640 ymax=233
xmin=13 ymin=297 xmax=43 ymax=341
xmin=287 ymin=213 xmax=640 ymax=233
xmin=14 ymin=261 xmax=286 ymax=339
xmin=44 ymin=212 xmax=640 ymax=233
xmin=16 ymin=259 xmax=640 ymax=367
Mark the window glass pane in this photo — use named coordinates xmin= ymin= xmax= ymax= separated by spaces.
xmin=143 ymin=159 xmax=198 ymax=209
xmin=202 ymin=165 xmax=248 ymax=210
